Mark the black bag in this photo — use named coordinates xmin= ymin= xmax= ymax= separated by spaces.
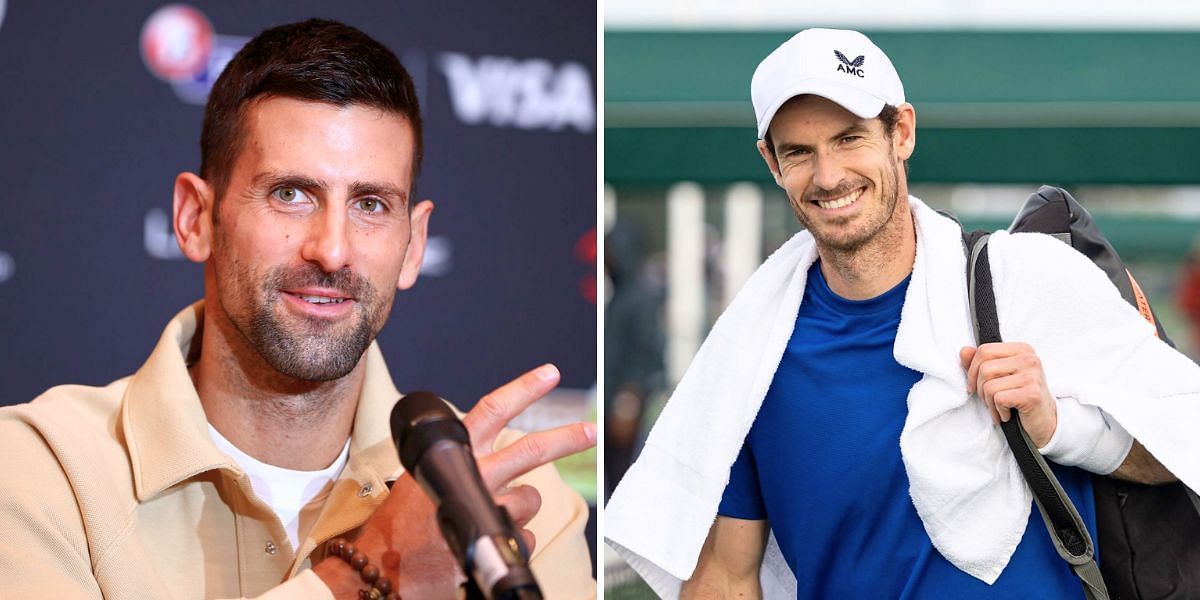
xmin=960 ymin=186 xmax=1200 ymax=600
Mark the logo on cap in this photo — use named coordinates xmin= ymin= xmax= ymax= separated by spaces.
xmin=834 ymin=50 xmax=865 ymax=78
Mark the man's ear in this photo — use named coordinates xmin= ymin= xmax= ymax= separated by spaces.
xmin=893 ymin=103 xmax=917 ymax=161
xmin=756 ymin=139 xmax=784 ymax=188
xmin=173 ymin=172 xmax=214 ymax=263
xmin=397 ymin=199 xmax=434 ymax=290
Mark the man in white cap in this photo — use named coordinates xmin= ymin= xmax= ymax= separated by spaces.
xmin=605 ymin=28 xmax=1199 ymax=598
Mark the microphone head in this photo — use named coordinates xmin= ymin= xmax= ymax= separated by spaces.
xmin=391 ymin=391 xmax=471 ymax=472
xmin=389 ymin=392 xmax=543 ymax=599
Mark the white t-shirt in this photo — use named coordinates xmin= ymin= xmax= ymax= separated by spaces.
xmin=208 ymin=425 xmax=350 ymax=551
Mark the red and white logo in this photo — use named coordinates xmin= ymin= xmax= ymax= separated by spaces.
xmin=140 ymin=4 xmax=214 ymax=82
xmin=576 ymin=228 xmax=597 ymax=303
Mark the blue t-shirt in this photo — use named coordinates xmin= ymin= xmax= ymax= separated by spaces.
xmin=719 ymin=262 xmax=1097 ymax=599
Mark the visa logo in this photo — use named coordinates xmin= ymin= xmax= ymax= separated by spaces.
xmin=439 ymin=52 xmax=595 ymax=133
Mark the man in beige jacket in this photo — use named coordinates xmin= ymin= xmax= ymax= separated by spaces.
xmin=0 ymin=19 xmax=595 ymax=600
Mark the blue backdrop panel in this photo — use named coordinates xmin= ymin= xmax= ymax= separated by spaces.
xmin=0 ymin=1 xmax=597 ymax=410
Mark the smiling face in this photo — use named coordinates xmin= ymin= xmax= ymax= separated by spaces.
xmin=200 ymin=96 xmax=430 ymax=382
xmin=759 ymin=95 xmax=914 ymax=254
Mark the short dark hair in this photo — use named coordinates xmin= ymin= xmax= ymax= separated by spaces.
xmin=199 ymin=19 xmax=423 ymax=199
xmin=763 ymin=102 xmax=908 ymax=174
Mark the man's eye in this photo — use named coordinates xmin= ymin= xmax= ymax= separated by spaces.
xmin=272 ymin=187 xmax=307 ymax=203
xmin=356 ymin=198 xmax=385 ymax=213
xmin=841 ymin=135 xmax=862 ymax=144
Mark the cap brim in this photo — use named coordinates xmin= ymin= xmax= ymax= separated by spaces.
xmin=756 ymin=78 xmax=885 ymax=138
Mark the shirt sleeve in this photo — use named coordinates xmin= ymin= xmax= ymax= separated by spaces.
xmin=1038 ymin=397 xmax=1133 ymax=475
xmin=718 ymin=441 xmax=767 ymax=520
xmin=0 ymin=415 xmax=104 ymax=599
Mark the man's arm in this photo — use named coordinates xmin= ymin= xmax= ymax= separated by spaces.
xmin=1110 ymin=440 xmax=1176 ymax=485
xmin=961 ymin=343 xmax=1177 ymax=485
xmin=0 ymin=416 xmax=105 ymax=599
xmin=680 ymin=517 xmax=768 ymax=600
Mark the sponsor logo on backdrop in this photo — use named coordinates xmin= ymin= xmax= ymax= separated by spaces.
xmin=439 ymin=53 xmax=595 ymax=132
xmin=139 ymin=9 xmax=596 ymax=131
xmin=142 ymin=207 xmax=453 ymax=276
xmin=575 ymin=228 xmax=596 ymax=303
xmin=419 ymin=236 xmax=453 ymax=277
xmin=141 ymin=5 xmax=212 ymax=81
xmin=143 ymin=208 xmax=185 ymax=260
xmin=0 ymin=250 xmax=14 ymax=285
xmin=140 ymin=4 xmax=247 ymax=105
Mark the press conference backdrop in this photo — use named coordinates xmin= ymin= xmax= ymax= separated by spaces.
xmin=0 ymin=1 xmax=596 ymax=502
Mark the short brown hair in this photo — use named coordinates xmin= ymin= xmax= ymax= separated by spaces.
xmin=199 ymin=19 xmax=423 ymax=199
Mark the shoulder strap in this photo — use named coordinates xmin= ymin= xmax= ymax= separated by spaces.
xmin=963 ymin=231 xmax=1110 ymax=600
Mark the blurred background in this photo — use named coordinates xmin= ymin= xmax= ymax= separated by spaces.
xmin=0 ymin=0 xmax=597 ymax=570
xmin=602 ymin=2 xmax=1200 ymax=596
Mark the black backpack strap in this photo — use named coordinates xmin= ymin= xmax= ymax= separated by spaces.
xmin=963 ymin=232 xmax=1109 ymax=600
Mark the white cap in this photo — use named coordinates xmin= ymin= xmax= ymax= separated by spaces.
xmin=751 ymin=28 xmax=905 ymax=138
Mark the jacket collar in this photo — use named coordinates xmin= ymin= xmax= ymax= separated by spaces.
xmin=122 ymin=301 xmax=404 ymax=502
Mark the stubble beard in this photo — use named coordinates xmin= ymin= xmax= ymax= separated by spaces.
xmin=224 ymin=260 xmax=392 ymax=382
xmin=794 ymin=158 xmax=903 ymax=257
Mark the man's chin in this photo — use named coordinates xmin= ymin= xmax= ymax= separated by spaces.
xmin=804 ymin=219 xmax=859 ymax=246
xmin=246 ymin=317 xmax=376 ymax=383
xmin=260 ymin=342 xmax=367 ymax=382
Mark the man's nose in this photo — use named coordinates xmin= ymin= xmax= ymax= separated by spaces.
xmin=300 ymin=206 xmax=351 ymax=273
xmin=811 ymin=154 xmax=847 ymax=192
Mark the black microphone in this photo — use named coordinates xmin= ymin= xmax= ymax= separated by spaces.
xmin=390 ymin=392 xmax=543 ymax=600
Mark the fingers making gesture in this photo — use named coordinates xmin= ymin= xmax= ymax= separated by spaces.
xmin=316 ymin=364 xmax=596 ymax=599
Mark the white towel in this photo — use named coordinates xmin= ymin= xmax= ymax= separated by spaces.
xmin=605 ymin=196 xmax=1200 ymax=596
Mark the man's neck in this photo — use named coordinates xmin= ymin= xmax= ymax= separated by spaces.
xmin=817 ymin=202 xmax=918 ymax=301
xmin=189 ymin=305 xmax=362 ymax=471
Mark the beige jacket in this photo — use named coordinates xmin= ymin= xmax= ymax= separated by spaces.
xmin=0 ymin=303 xmax=594 ymax=599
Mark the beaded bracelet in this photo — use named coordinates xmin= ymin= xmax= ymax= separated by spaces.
xmin=326 ymin=538 xmax=399 ymax=600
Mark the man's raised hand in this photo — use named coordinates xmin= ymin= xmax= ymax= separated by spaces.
xmin=315 ymin=364 xmax=596 ymax=599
